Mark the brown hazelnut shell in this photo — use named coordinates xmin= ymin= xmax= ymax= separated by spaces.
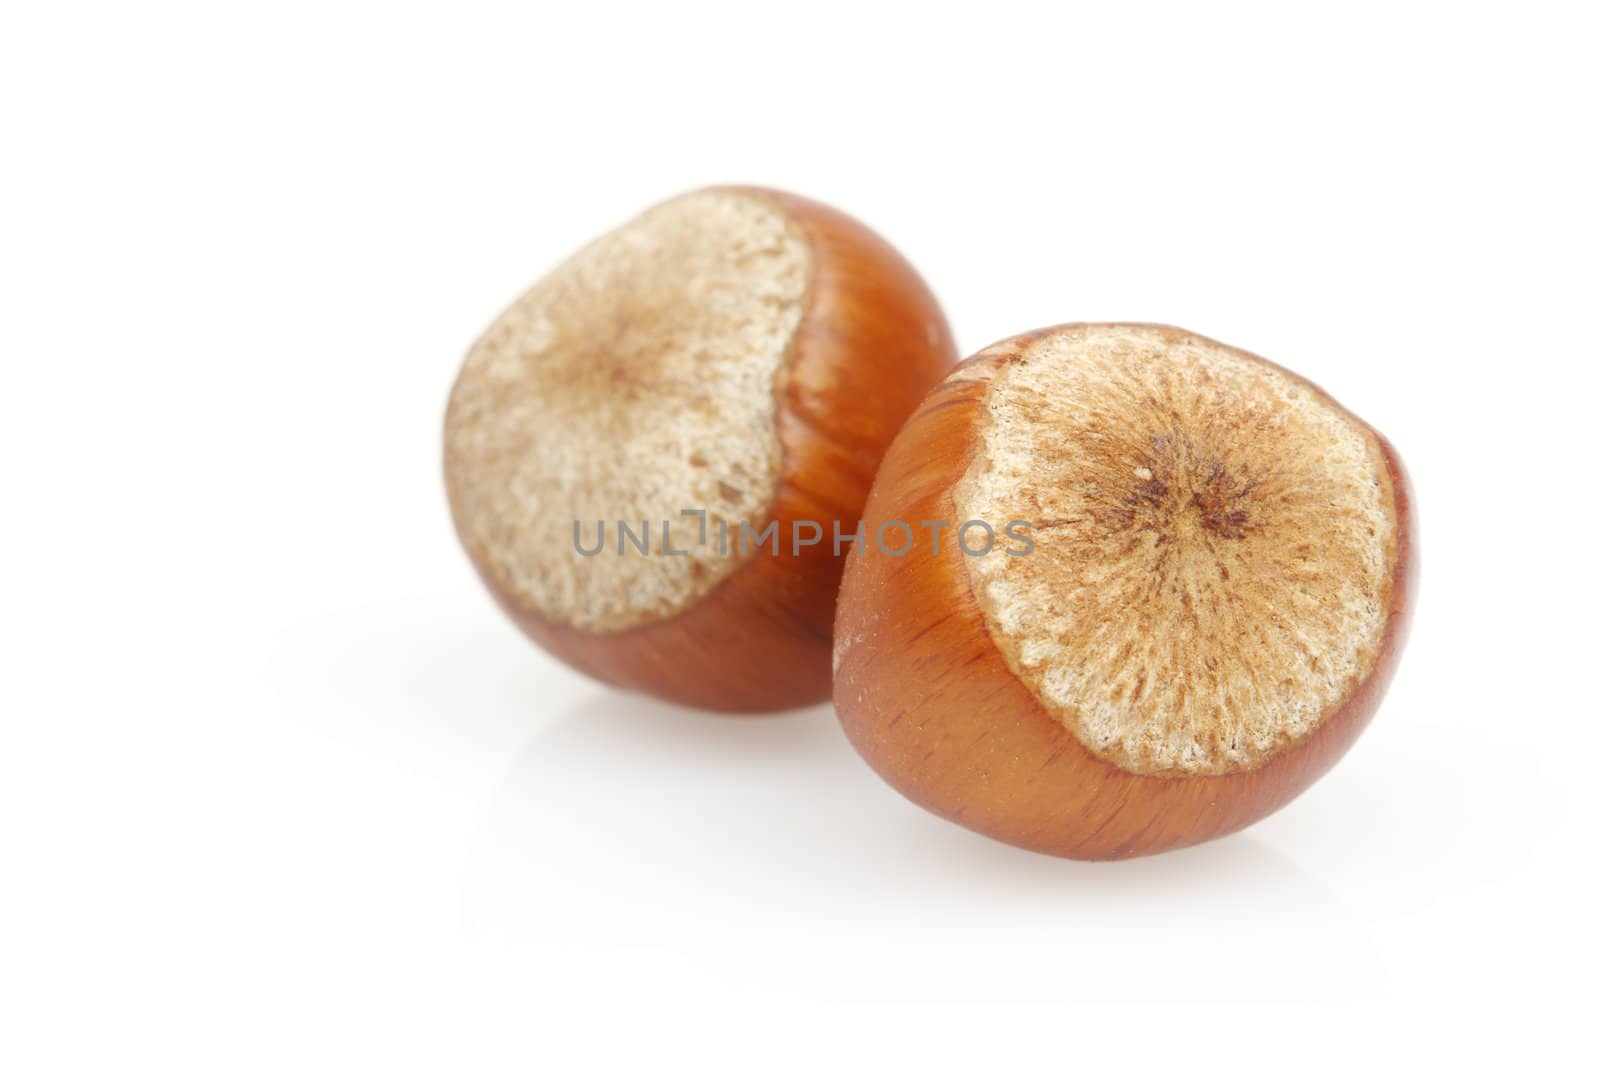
xmin=832 ymin=325 xmax=1415 ymax=857
xmin=455 ymin=188 xmax=957 ymax=711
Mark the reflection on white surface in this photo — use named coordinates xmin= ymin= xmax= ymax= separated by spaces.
xmin=462 ymin=691 xmax=1372 ymax=1003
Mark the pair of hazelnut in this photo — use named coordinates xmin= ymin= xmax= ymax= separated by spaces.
xmin=444 ymin=186 xmax=1414 ymax=860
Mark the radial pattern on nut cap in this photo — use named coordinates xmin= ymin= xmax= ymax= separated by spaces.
xmin=444 ymin=189 xmax=812 ymax=633
xmin=956 ymin=325 xmax=1400 ymax=776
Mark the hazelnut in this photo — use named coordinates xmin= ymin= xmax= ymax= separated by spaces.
xmin=445 ymin=187 xmax=956 ymax=710
xmin=833 ymin=324 xmax=1414 ymax=857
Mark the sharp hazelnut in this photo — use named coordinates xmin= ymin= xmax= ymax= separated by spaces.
xmin=445 ymin=187 xmax=956 ymax=710
xmin=833 ymin=324 xmax=1414 ymax=857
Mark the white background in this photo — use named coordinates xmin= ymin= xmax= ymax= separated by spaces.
xmin=4 ymin=1 xmax=1596 ymax=1061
